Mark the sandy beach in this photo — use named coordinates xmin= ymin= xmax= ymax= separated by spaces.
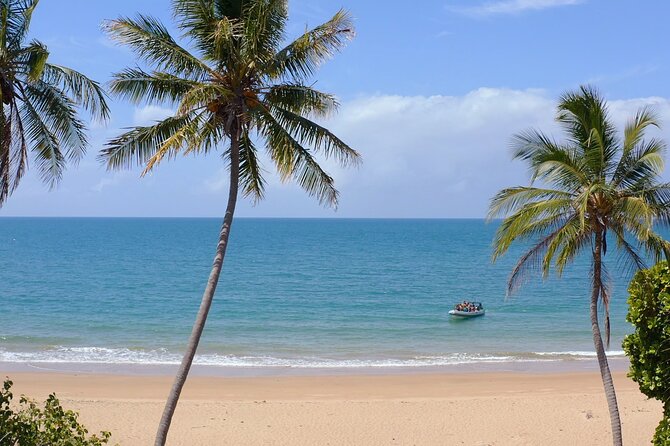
xmin=2 ymin=369 xmax=661 ymax=445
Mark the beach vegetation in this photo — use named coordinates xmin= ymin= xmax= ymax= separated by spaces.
xmin=624 ymin=261 xmax=670 ymax=445
xmin=488 ymin=85 xmax=670 ymax=446
xmin=100 ymin=0 xmax=359 ymax=444
xmin=0 ymin=0 xmax=109 ymax=208
xmin=0 ymin=378 xmax=112 ymax=445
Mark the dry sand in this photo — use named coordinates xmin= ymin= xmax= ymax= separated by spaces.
xmin=2 ymin=370 xmax=662 ymax=445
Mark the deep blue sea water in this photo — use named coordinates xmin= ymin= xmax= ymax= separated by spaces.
xmin=0 ymin=218 xmax=643 ymax=369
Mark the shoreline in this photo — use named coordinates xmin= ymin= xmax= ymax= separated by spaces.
xmin=0 ymin=356 xmax=631 ymax=378
xmin=2 ymin=368 xmax=661 ymax=445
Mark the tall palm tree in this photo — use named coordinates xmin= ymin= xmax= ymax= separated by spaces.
xmin=0 ymin=0 xmax=109 ymax=206
xmin=488 ymin=85 xmax=670 ymax=446
xmin=100 ymin=1 xmax=359 ymax=444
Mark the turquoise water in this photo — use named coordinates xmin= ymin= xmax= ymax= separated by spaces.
xmin=0 ymin=218 xmax=640 ymax=368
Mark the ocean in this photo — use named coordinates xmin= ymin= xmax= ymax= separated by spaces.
xmin=0 ymin=217 xmax=640 ymax=372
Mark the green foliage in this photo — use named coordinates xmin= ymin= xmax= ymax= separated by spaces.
xmin=100 ymin=0 xmax=360 ymax=207
xmin=488 ymin=85 xmax=670 ymax=347
xmin=0 ymin=378 xmax=112 ymax=446
xmin=624 ymin=261 xmax=670 ymax=445
xmin=0 ymin=0 xmax=109 ymax=207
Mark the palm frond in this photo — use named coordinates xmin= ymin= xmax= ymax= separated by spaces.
xmin=622 ymin=106 xmax=660 ymax=155
xmin=176 ymin=83 xmax=233 ymax=115
xmin=43 ymin=64 xmax=110 ymax=121
xmin=492 ymin=198 xmax=575 ymax=259
xmin=488 ymin=186 xmax=573 ymax=220
xmin=110 ymin=68 xmax=200 ymax=105
xmin=22 ymin=81 xmax=87 ymax=163
xmin=264 ymin=84 xmax=338 ymax=118
xmin=141 ymin=113 xmax=211 ymax=174
xmin=608 ymin=223 xmax=647 ymax=276
xmin=551 ymin=222 xmax=590 ymax=275
xmin=612 ymin=137 xmax=665 ymax=189
xmin=500 ymin=216 xmax=578 ymax=295
xmin=267 ymin=104 xmax=360 ymax=167
xmin=19 ymin=39 xmax=49 ymax=81
xmin=103 ymin=15 xmax=213 ymax=79
xmin=0 ymin=107 xmax=11 ymax=203
xmin=636 ymin=183 xmax=670 ymax=225
xmin=511 ymin=129 xmax=587 ymax=189
xmin=557 ymin=85 xmax=618 ymax=178
xmin=270 ymin=9 xmax=354 ymax=81
xmin=242 ymin=0 xmax=286 ymax=65
xmin=613 ymin=196 xmax=655 ymax=237
xmin=238 ymin=130 xmax=265 ymax=201
xmin=20 ymin=97 xmax=63 ymax=188
xmin=0 ymin=0 xmax=37 ymax=49
xmin=8 ymin=98 xmax=28 ymax=195
xmin=5 ymin=0 xmax=38 ymax=49
xmin=101 ymin=114 xmax=195 ymax=171
xmin=257 ymin=106 xmax=338 ymax=206
xmin=172 ymin=0 xmax=244 ymax=64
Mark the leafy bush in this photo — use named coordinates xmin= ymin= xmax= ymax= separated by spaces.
xmin=0 ymin=378 xmax=112 ymax=445
xmin=623 ymin=261 xmax=670 ymax=445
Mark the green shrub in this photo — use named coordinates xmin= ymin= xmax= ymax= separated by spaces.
xmin=623 ymin=261 xmax=670 ymax=445
xmin=0 ymin=378 xmax=112 ymax=445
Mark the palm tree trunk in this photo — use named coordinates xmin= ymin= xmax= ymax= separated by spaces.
xmin=154 ymin=132 xmax=241 ymax=446
xmin=591 ymin=229 xmax=623 ymax=446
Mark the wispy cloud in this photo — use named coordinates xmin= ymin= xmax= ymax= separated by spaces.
xmin=586 ymin=64 xmax=658 ymax=86
xmin=91 ymin=178 xmax=117 ymax=193
xmin=455 ymin=0 xmax=584 ymax=17
xmin=133 ymin=105 xmax=175 ymax=126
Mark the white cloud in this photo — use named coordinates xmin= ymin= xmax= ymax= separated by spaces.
xmin=456 ymin=0 xmax=584 ymax=17
xmin=200 ymin=88 xmax=670 ymax=218
xmin=289 ymin=88 xmax=670 ymax=217
xmin=90 ymin=172 xmax=132 ymax=193
xmin=6 ymin=88 xmax=669 ymax=218
xmin=133 ymin=105 xmax=175 ymax=126
xmin=204 ymin=168 xmax=230 ymax=193
xmin=91 ymin=177 xmax=117 ymax=193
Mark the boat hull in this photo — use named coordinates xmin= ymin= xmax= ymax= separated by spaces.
xmin=448 ymin=309 xmax=485 ymax=318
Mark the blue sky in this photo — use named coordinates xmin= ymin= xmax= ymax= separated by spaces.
xmin=2 ymin=0 xmax=670 ymax=217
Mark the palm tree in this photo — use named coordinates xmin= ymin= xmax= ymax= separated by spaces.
xmin=0 ymin=0 xmax=109 ymax=206
xmin=100 ymin=1 xmax=359 ymax=444
xmin=488 ymin=85 xmax=670 ymax=446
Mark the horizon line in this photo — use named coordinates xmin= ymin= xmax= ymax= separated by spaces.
xmin=0 ymin=215 xmax=495 ymax=220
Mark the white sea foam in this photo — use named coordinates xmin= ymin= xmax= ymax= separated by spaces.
xmin=0 ymin=347 xmax=625 ymax=368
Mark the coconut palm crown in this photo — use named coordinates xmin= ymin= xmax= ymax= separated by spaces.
xmin=101 ymin=0 xmax=359 ymax=205
xmin=0 ymin=0 xmax=109 ymax=206
xmin=488 ymin=85 xmax=670 ymax=446
xmin=100 ymin=1 xmax=359 ymax=444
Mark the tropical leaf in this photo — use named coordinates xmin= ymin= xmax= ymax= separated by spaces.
xmin=103 ymin=15 xmax=213 ymax=79
xmin=0 ymin=1 xmax=108 ymax=207
xmin=43 ymin=64 xmax=110 ymax=121
xmin=492 ymin=85 xmax=670 ymax=344
xmin=271 ymin=9 xmax=354 ymax=81
xmin=110 ymin=68 xmax=199 ymax=105
xmin=101 ymin=115 xmax=194 ymax=171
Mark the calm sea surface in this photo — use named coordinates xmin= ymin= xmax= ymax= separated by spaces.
xmin=0 ymin=218 xmax=645 ymax=369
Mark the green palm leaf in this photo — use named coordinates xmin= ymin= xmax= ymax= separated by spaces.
xmin=0 ymin=0 xmax=109 ymax=207
xmin=103 ymin=15 xmax=214 ymax=79
xmin=110 ymin=68 xmax=199 ymax=105
xmin=271 ymin=9 xmax=354 ymax=80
